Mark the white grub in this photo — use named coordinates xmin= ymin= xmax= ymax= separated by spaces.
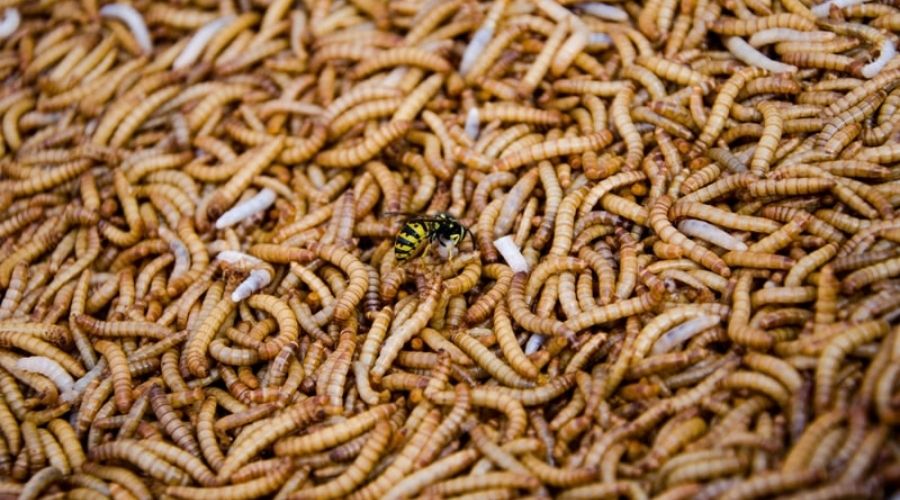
xmin=749 ymin=29 xmax=835 ymax=47
xmin=677 ymin=219 xmax=749 ymax=251
xmin=493 ymin=236 xmax=529 ymax=273
xmin=215 ymin=250 xmax=272 ymax=301
xmin=232 ymin=268 xmax=273 ymax=302
xmin=100 ymin=4 xmax=153 ymax=53
xmin=16 ymin=356 xmax=77 ymax=402
xmin=215 ymin=188 xmax=277 ymax=229
xmin=464 ymin=107 xmax=481 ymax=140
xmin=460 ymin=0 xmax=509 ymax=75
xmin=812 ymin=0 xmax=868 ymax=17
xmin=862 ymin=40 xmax=897 ymax=78
xmin=173 ymin=16 xmax=235 ymax=69
xmin=726 ymin=36 xmax=798 ymax=73
xmin=460 ymin=25 xmax=494 ymax=75
xmin=588 ymin=32 xmax=613 ymax=49
xmin=525 ymin=334 xmax=546 ymax=355
xmin=651 ymin=315 xmax=721 ymax=354
xmin=882 ymin=53 xmax=900 ymax=72
xmin=579 ymin=2 xmax=629 ymax=21
xmin=157 ymin=226 xmax=191 ymax=281
xmin=0 ymin=8 xmax=20 ymax=39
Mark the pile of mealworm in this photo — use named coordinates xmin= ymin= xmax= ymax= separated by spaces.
xmin=0 ymin=0 xmax=899 ymax=497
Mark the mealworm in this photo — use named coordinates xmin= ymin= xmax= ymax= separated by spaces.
xmin=518 ymin=18 xmax=569 ymax=97
xmin=350 ymin=47 xmax=452 ymax=79
xmin=371 ymin=279 xmax=441 ymax=380
xmin=496 ymin=131 xmax=613 ymax=172
xmin=316 ymin=120 xmax=410 ymax=168
xmin=815 ymin=320 xmax=888 ymax=413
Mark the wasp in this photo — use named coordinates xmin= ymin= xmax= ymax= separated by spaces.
xmin=387 ymin=212 xmax=471 ymax=262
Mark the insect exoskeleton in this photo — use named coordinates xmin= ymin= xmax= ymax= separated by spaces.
xmin=388 ymin=212 xmax=471 ymax=262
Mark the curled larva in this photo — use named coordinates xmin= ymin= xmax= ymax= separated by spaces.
xmin=861 ymin=40 xmax=896 ymax=79
xmin=232 ymin=269 xmax=273 ymax=302
xmin=0 ymin=8 xmax=19 ymax=39
xmin=725 ymin=36 xmax=797 ymax=73
xmin=15 ymin=357 xmax=76 ymax=402
xmin=100 ymin=4 xmax=153 ymax=53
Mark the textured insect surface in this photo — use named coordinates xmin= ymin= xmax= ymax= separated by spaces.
xmin=389 ymin=212 xmax=470 ymax=262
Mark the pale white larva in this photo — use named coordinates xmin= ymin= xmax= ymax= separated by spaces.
xmin=0 ymin=8 xmax=20 ymax=39
xmin=678 ymin=219 xmax=748 ymax=251
xmin=464 ymin=107 xmax=480 ymax=141
xmin=726 ymin=37 xmax=798 ymax=73
xmin=173 ymin=16 xmax=235 ymax=70
xmin=459 ymin=25 xmax=494 ymax=76
xmin=215 ymin=188 xmax=277 ymax=229
xmin=16 ymin=356 xmax=77 ymax=402
xmin=588 ymin=32 xmax=613 ymax=49
xmin=232 ymin=269 xmax=273 ymax=302
xmin=651 ymin=315 xmax=722 ymax=354
xmin=100 ymin=4 xmax=153 ymax=53
xmin=493 ymin=236 xmax=529 ymax=274
xmin=862 ymin=40 xmax=896 ymax=79
xmin=525 ymin=334 xmax=546 ymax=355
xmin=215 ymin=250 xmax=272 ymax=301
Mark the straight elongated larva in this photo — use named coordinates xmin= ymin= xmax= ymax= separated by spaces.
xmin=316 ymin=121 xmax=410 ymax=168
xmin=495 ymin=131 xmax=613 ymax=172
xmin=677 ymin=219 xmax=747 ymax=251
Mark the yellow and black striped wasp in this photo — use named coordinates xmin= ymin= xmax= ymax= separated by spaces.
xmin=386 ymin=212 xmax=471 ymax=262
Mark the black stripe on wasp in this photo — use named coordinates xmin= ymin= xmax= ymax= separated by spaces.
xmin=385 ymin=212 xmax=472 ymax=262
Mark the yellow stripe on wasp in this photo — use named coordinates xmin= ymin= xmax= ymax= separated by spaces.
xmin=386 ymin=212 xmax=471 ymax=262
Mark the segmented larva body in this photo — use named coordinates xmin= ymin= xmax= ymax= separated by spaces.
xmin=650 ymin=196 xmax=731 ymax=276
xmin=3 ymin=0 xmax=900 ymax=495
xmin=693 ymin=67 xmax=768 ymax=155
xmin=100 ymin=4 xmax=153 ymax=53
xmin=14 ymin=357 xmax=76 ymax=402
